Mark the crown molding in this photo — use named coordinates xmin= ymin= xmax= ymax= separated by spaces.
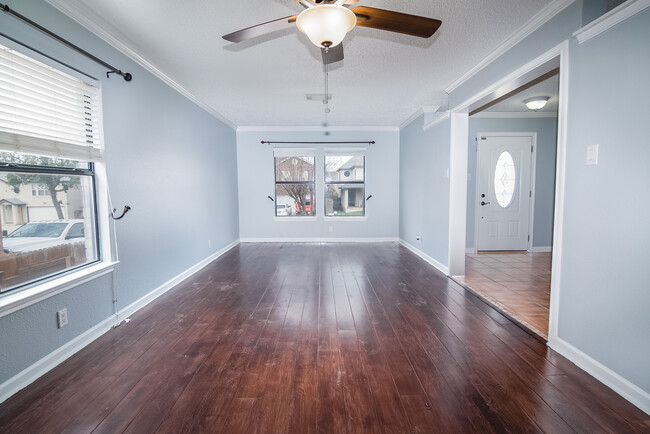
xmin=399 ymin=106 xmax=442 ymax=130
xmin=444 ymin=0 xmax=575 ymax=94
xmin=472 ymin=111 xmax=558 ymax=118
xmin=574 ymin=0 xmax=650 ymax=44
xmin=423 ymin=111 xmax=451 ymax=131
xmin=236 ymin=126 xmax=399 ymax=132
xmin=44 ymin=0 xmax=237 ymax=130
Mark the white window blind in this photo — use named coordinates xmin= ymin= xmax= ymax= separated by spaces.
xmin=0 ymin=43 xmax=102 ymax=161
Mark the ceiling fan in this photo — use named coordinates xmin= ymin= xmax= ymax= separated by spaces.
xmin=222 ymin=0 xmax=442 ymax=65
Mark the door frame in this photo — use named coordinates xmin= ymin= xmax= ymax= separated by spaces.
xmin=473 ymin=132 xmax=538 ymax=253
xmin=447 ymin=40 xmax=569 ymax=345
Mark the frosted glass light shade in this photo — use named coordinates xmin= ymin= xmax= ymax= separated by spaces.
xmin=524 ymin=96 xmax=549 ymax=111
xmin=296 ymin=5 xmax=356 ymax=48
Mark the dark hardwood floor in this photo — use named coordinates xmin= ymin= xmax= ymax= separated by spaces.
xmin=0 ymin=243 xmax=647 ymax=433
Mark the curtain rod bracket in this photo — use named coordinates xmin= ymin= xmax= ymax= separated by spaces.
xmin=106 ymin=70 xmax=133 ymax=81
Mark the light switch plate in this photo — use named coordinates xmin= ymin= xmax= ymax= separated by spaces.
xmin=587 ymin=144 xmax=599 ymax=165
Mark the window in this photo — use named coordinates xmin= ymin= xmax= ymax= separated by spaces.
xmin=494 ymin=151 xmax=516 ymax=208
xmin=31 ymin=184 xmax=49 ymax=197
xmin=274 ymin=149 xmax=315 ymax=217
xmin=0 ymin=43 xmax=102 ymax=295
xmin=325 ymin=153 xmax=365 ymax=217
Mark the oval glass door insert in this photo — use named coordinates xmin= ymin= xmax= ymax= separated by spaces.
xmin=494 ymin=151 xmax=516 ymax=208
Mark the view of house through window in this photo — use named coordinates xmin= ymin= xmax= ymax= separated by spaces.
xmin=325 ymin=154 xmax=365 ymax=216
xmin=0 ymin=153 xmax=99 ymax=292
xmin=274 ymin=151 xmax=315 ymax=216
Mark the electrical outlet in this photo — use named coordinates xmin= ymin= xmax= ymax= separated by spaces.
xmin=57 ymin=308 xmax=68 ymax=328
xmin=208 ymin=239 xmax=212 ymax=248
xmin=329 ymin=225 xmax=333 ymax=233
xmin=416 ymin=234 xmax=422 ymax=242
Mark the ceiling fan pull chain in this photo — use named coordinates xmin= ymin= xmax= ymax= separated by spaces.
xmin=324 ymin=51 xmax=330 ymax=114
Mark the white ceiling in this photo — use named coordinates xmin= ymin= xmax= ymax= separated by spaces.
xmin=47 ymin=0 xmax=555 ymax=127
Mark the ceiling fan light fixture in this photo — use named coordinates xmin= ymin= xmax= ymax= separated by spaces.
xmin=524 ymin=96 xmax=550 ymax=111
xmin=296 ymin=5 xmax=357 ymax=48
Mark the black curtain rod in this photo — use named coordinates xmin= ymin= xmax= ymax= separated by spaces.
xmin=261 ymin=141 xmax=375 ymax=145
xmin=0 ymin=3 xmax=132 ymax=82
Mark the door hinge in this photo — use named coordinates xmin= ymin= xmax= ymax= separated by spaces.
xmin=529 ymin=190 xmax=532 ymax=197
xmin=528 ymin=235 xmax=530 ymax=241
xmin=531 ymin=145 xmax=534 ymax=152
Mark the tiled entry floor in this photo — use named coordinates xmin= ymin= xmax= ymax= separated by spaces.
xmin=456 ymin=251 xmax=552 ymax=340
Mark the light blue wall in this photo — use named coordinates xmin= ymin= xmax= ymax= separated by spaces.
xmin=399 ymin=117 xmax=450 ymax=266
xmin=0 ymin=0 xmax=238 ymax=384
xmin=559 ymin=6 xmax=650 ymax=393
xmin=466 ymin=116 xmax=558 ymax=249
xmin=237 ymin=129 xmax=399 ymax=240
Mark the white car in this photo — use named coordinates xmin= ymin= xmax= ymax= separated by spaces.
xmin=276 ymin=204 xmax=293 ymax=216
xmin=3 ymin=220 xmax=86 ymax=253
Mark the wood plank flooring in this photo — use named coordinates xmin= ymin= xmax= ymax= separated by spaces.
xmin=458 ymin=252 xmax=552 ymax=339
xmin=0 ymin=243 xmax=646 ymax=433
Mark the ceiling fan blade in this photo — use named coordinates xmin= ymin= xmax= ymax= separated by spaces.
xmin=321 ymin=44 xmax=344 ymax=65
xmin=352 ymin=6 xmax=441 ymax=38
xmin=222 ymin=15 xmax=297 ymax=43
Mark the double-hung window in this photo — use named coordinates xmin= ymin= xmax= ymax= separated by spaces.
xmin=274 ymin=149 xmax=315 ymax=217
xmin=325 ymin=152 xmax=365 ymax=217
xmin=0 ymin=43 xmax=102 ymax=294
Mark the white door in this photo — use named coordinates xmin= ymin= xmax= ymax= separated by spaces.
xmin=477 ymin=135 xmax=533 ymax=251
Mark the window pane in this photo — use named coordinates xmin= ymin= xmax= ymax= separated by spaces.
xmin=276 ymin=184 xmax=315 ymax=216
xmin=325 ymin=184 xmax=364 ymax=216
xmin=325 ymin=155 xmax=364 ymax=182
xmin=275 ymin=156 xmax=314 ymax=182
xmin=0 ymin=168 xmax=98 ymax=292
xmin=494 ymin=151 xmax=516 ymax=208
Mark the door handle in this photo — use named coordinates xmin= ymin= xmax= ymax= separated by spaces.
xmin=481 ymin=201 xmax=490 ymax=206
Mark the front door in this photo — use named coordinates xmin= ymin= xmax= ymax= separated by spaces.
xmin=477 ymin=134 xmax=533 ymax=251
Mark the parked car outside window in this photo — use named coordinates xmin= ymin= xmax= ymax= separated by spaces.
xmin=276 ymin=204 xmax=293 ymax=216
xmin=3 ymin=220 xmax=85 ymax=253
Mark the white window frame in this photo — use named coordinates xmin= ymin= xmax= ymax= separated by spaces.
xmin=324 ymin=150 xmax=367 ymax=220
xmin=0 ymin=41 xmax=114 ymax=318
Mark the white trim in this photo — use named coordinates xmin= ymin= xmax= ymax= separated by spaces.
xmin=118 ymin=239 xmax=240 ymax=320
xmin=472 ymin=111 xmax=558 ymax=118
xmin=399 ymin=240 xmax=449 ymax=276
xmin=0 ymin=262 xmax=116 ymax=318
xmin=574 ymin=0 xmax=650 ymax=44
xmin=465 ymin=247 xmax=476 ymax=254
xmin=444 ymin=0 xmax=575 ymax=93
xmin=423 ymin=111 xmax=451 ymax=131
xmin=323 ymin=217 xmax=368 ymax=222
xmin=273 ymin=216 xmax=318 ymax=222
xmin=473 ymin=132 xmax=538 ymax=252
xmin=0 ymin=239 xmax=239 ymax=404
xmin=547 ymin=41 xmax=570 ymax=347
xmin=447 ymin=111 xmax=469 ymax=276
xmin=237 ymin=126 xmax=399 ymax=132
xmin=454 ymin=43 xmax=565 ymax=113
xmin=530 ymin=245 xmax=552 ymax=253
xmin=44 ymin=0 xmax=237 ymax=130
xmin=240 ymin=238 xmax=398 ymax=243
xmin=549 ymin=337 xmax=650 ymax=415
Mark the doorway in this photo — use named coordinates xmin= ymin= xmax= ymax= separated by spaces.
xmin=448 ymin=44 xmax=567 ymax=341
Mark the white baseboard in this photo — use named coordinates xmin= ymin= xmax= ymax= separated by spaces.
xmin=0 ymin=239 xmax=240 ymax=404
xmin=399 ymin=239 xmax=450 ymax=276
xmin=548 ymin=336 xmax=650 ymax=415
xmin=530 ymin=246 xmax=553 ymax=253
xmin=240 ymin=237 xmax=399 ymax=243
xmin=465 ymin=247 xmax=475 ymax=254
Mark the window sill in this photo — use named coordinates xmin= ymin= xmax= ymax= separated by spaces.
xmin=323 ymin=216 xmax=368 ymax=222
xmin=274 ymin=216 xmax=318 ymax=222
xmin=0 ymin=261 xmax=117 ymax=318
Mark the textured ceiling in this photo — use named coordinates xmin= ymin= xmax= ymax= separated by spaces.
xmin=46 ymin=0 xmax=554 ymax=127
